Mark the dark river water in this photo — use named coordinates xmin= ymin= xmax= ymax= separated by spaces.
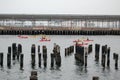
xmin=0 ymin=35 xmax=120 ymax=80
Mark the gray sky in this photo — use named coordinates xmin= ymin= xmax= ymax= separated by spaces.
xmin=0 ymin=0 xmax=120 ymax=15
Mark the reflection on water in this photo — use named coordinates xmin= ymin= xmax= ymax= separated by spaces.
xmin=0 ymin=35 xmax=120 ymax=80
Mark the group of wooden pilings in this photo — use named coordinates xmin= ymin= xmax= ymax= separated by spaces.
xmin=95 ymin=44 xmax=119 ymax=69
xmin=52 ymin=43 xmax=61 ymax=68
xmin=30 ymin=71 xmax=38 ymax=80
xmin=31 ymin=43 xmax=61 ymax=69
xmin=0 ymin=43 xmax=23 ymax=69
xmin=113 ymin=53 xmax=119 ymax=69
xmin=0 ymin=30 xmax=120 ymax=35
xmin=31 ymin=44 xmax=48 ymax=68
xmin=75 ymin=42 xmax=119 ymax=69
xmin=65 ymin=46 xmax=74 ymax=56
xmin=75 ymin=43 xmax=93 ymax=67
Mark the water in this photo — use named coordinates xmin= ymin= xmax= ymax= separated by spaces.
xmin=0 ymin=35 xmax=120 ymax=80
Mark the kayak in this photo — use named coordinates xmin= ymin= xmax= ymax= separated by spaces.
xmin=39 ymin=39 xmax=51 ymax=42
xmin=18 ymin=35 xmax=28 ymax=39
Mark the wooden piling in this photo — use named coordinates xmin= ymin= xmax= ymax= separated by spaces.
xmin=101 ymin=46 xmax=105 ymax=65
xmin=75 ymin=45 xmax=84 ymax=65
xmin=7 ymin=53 xmax=11 ymax=68
xmin=65 ymin=48 xmax=67 ymax=56
xmin=38 ymin=45 xmax=40 ymax=53
xmin=20 ymin=54 xmax=24 ymax=69
xmin=31 ymin=44 xmax=36 ymax=54
xmin=55 ymin=54 xmax=61 ymax=67
xmin=31 ymin=53 xmax=35 ymax=68
xmin=93 ymin=76 xmax=99 ymax=80
xmin=95 ymin=44 xmax=100 ymax=61
xmin=0 ymin=53 xmax=3 ymax=67
xmin=8 ymin=46 xmax=11 ymax=54
xmin=115 ymin=54 xmax=119 ymax=69
xmin=51 ymin=53 xmax=54 ymax=68
xmin=17 ymin=44 xmax=22 ymax=60
xmin=53 ymin=44 xmax=61 ymax=67
xmin=88 ymin=44 xmax=92 ymax=53
xmin=102 ymin=53 xmax=106 ymax=68
xmin=31 ymin=71 xmax=37 ymax=76
xmin=85 ymin=52 xmax=87 ymax=68
xmin=18 ymin=44 xmax=22 ymax=53
xmin=30 ymin=71 xmax=38 ymax=80
xmin=42 ymin=45 xmax=47 ymax=68
xmin=107 ymin=47 xmax=110 ymax=67
xmin=113 ymin=53 xmax=116 ymax=59
xmin=38 ymin=53 xmax=41 ymax=67
xmin=12 ymin=43 xmax=17 ymax=60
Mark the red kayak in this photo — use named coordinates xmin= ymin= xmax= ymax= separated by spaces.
xmin=18 ymin=35 xmax=28 ymax=39
xmin=39 ymin=39 xmax=51 ymax=42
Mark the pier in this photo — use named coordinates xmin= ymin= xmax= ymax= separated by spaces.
xmin=0 ymin=14 xmax=120 ymax=35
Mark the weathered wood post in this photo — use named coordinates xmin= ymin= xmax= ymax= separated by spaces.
xmin=31 ymin=44 xmax=36 ymax=68
xmin=42 ymin=45 xmax=47 ymax=68
xmin=17 ymin=44 xmax=22 ymax=60
xmin=7 ymin=53 xmax=11 ymax=68
xmin=115 ymin=54 xmax=119 ymax=69
xmin=53 ymin=44 xmax=61 ymax=67
xmin=38 ymin=53 xmax=41 ymax=68
xmin=88 ymin=44 xmax=92 ymax=53
xmin=12 ymin=43 xmax=17 ymax=60
xmin=31 ymin=44 xmax=36 ymax=54
xmin=8 ymin=46 xmax=11 ymax=56
xmin=31 ymin=53 xmax=35 ymax=68
xmin=85 ymin=47 xmax=88 ymax=68
xmin=20 ymin=54 xmax=24 ymax=69
xmin=85 ymin=52 xmax=87 ymax=68
xmin=0 ymin=53 xmax=3 ymax=67
xmin=107 ymin=47 xmax=110 ymax=67
xmin=102 ymin=53 xmax=106 ymax=68
xmin=51 ymin=53 xmax=54 ymax=68
xmin=93 ymin=76 xmax=99 ymax=80
xmin=38 ymin=45 xmax=40 ymax=53
xmin=95 ymin=44 xmax=100 ymax=61
xmin=101 ymin=45 xmax=105 ymax=65
xmin=75 ymin=43 xmax=84 ymax=66
xmin=65 ymin=48 xmax=67 ymax=56
xmin=30 ymin=71 xmax=38 ymax=80
xmin=113 ymin=53 xmax=116 ymax=59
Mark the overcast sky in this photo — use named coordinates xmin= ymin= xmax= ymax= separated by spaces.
xmin=0 ymin=0 xmax=120 ymax=15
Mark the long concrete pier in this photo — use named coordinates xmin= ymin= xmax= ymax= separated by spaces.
xmin=0 ymin=27 xmax=120 ymax=35
xmin=0 ymin=14 xmax=120 ymax=35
